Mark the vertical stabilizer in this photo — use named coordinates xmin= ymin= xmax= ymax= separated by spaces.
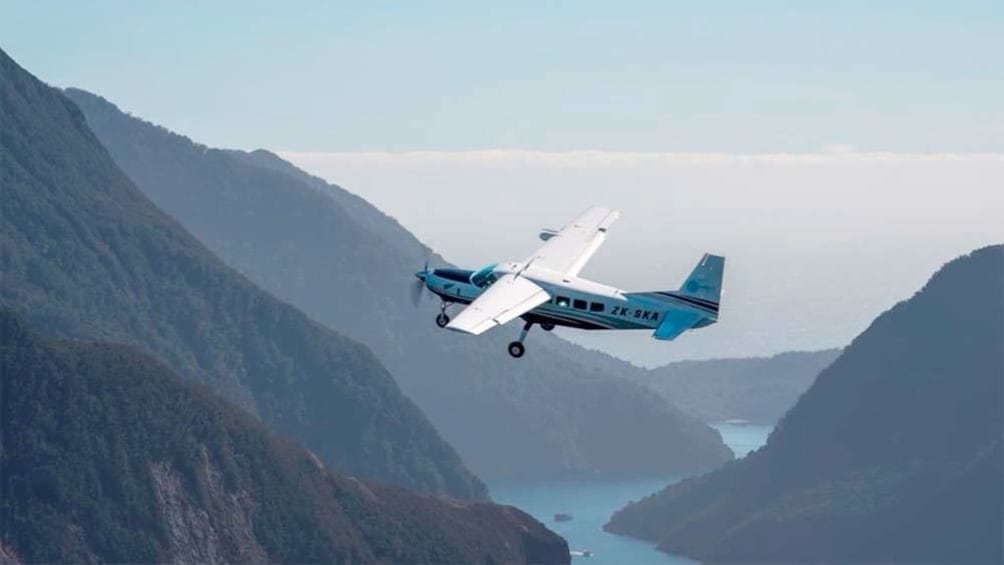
xmin=626 ymin=253 xmax=726 ymax=340
xmin=679 ymin=253 xmax=724 ymax=305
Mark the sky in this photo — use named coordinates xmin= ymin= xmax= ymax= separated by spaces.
xmin=3 ymin=1 xmax=1002 ymax=152
xmin=3 ymin=1 xmax=1002 ymax=365
xmin=282 ymin=150 xmax=1003 ymax=365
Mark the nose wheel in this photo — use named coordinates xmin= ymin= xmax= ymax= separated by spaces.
xmin=436 ymin=303 xmax=451 ymax=328
xmin=507 ymin=321 xmax=533 ymax=358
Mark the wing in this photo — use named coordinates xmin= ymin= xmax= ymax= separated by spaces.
xmin=446 ymin=274 xmax=551 ymax=335
xmin=528 ymin=206 xmax=620 ymax=277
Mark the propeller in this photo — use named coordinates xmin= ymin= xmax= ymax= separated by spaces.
xmin=411 ymin=253 xmax=432 ymax=308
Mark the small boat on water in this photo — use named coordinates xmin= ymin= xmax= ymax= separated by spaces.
xmin=570 ymin=549 xmax=593 ymax=557
xmin=554 ymin=512 xmax=573 ymax=522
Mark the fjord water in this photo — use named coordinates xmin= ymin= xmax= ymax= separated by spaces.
xmin=492 ymin=423 xmax=772 ymax=564
xmin=711 ymin=422 xmax=774 ymax=458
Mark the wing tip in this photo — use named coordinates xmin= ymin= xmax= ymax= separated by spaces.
xmin=445 ymin=319 xmax=498 ymax=336
xmin=444 ymin=324 xmax=478 ymax=335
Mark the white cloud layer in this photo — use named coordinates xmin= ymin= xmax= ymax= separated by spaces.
xmin=280 ymin=150 xmax=1004 ymax=367
xmin=286 ymin=150 xmax=1004 ymax=165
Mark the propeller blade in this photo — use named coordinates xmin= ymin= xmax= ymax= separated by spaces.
xmin=412 ymin=250 xmax=433 ymax=308
xmin=410 ymin=278 xmax=425 ymax=308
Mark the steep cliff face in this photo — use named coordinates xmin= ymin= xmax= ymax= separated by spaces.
xmin=65 ymin=88 xmax=733 ymax=480
xmin=0 ymin=544 xmax=21 ymax=564
xmin=606 ymin=245 xmax=1004 ymax=564
xmin=0 ymin=310 xmax=569 ymax=563
xmin=147 ymin=448 xmax=268 ymax=563
xmin=0 ymin=48 xmax=484 ymax=499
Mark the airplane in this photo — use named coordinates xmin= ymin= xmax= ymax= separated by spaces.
xmin=411 ymin=207 xmax=724 ymax=358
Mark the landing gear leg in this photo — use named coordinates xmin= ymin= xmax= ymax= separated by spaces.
xmin=436 ymin=303 xmax=450 ymax=328
xmin=508 ymin=322 xmax=532 ymax=358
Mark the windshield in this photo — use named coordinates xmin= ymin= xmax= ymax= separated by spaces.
xmin=470 ymin=263 xmax=499 ymax=288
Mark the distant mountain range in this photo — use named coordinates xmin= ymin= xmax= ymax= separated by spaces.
xmin=0 ymin=49 xmax=484 ymax=499
xmin=606 ymin=245 xmax=1004 ymax=563
xmin=637 ymin=349 xmax=841 ymax=424
xmin=64 ymin=88 xmax=733 ymax=480
xmin=0 ymin=309 xmax=568 ymax=563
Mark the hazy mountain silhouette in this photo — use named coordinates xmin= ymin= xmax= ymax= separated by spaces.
xmin=65 ymin=88 xmax=733 ymax=480
xmin=0 ymin=309 xmax=569 ymax=563
xmin=0 ymin=49 xmax=485 ymax=499
xmin=606 ymin=245 xmax=1004 ymax=563
xmin=638 ymin=349 xmax=841 ymax=423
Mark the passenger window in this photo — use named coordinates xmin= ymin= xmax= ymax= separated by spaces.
xmin=573 ymin=299 xmax=587 ymax=310
xmin=590 ymin=302 xmax=605 ymax=312
xmin=555 ymin=296 xmax=571 ymax=307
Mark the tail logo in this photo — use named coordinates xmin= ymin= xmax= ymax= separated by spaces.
xmin=686 ymin=280 xmax=713 ymax=293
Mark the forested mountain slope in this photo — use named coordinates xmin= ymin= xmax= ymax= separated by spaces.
xmin=0 ymin=310 xmax=568 ymax=564
xmin=66 ymin=87 xmax=732 ymax=480
xmin=638 ymin=349 xmax=841 ymax=423
xmin=606 ymin=245 xmax=1004 ymax=564
xmin=0 ymin=48 xmax=484 ymax=499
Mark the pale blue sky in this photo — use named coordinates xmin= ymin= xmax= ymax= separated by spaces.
xmin=3 ymin=1 xmax=1002 ymax=152
xmin=284 ymin=150 xmax=1004 ymax=365
xmin=3 ymin=2 xmax=1002 ymax=363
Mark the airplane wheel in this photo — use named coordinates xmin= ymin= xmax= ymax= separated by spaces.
xmin=436 ymin=313 xmax=450 ymax=328
xmin=508 ymin=342 xmax=525 ymax=358
xmin=540 ymin=323 xmax=555 ymax=332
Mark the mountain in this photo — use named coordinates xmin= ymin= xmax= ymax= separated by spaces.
xmin=64 ymin=88 xmax=733 ymax=480
xmin=606 ymin=246 xmax=1004 ymax=564
xmin=637 ymin=349 xmax=841 ymax=424
xmin=0 ymin=49 xmax=485 ymax=499
xmin=0 ymin=309 xmax=569 ymax=564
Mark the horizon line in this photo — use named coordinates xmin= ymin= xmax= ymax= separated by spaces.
xmin=278 ymin=149 xmax=1004 ymax=164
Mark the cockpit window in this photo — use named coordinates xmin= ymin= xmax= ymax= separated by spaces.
xmin=470 ymin=263 xmax=499 ymax=288
xmin=433 ymin=268 xmax=475 ymax=283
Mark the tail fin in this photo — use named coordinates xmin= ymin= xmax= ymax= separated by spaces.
xmin=626 ymin=253 xmax=726 ymax=341
xmin=679 ymin=253 xmax=724 ymax=305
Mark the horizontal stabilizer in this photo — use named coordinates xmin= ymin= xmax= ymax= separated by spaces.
xmin=652 ymin=309 xmax=704 ymax=341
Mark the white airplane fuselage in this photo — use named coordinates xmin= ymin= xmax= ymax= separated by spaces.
xmin=422 ymin=263 xmax=719 ymax=332
xmin=414 ymin=207 xmax=723 ymax=357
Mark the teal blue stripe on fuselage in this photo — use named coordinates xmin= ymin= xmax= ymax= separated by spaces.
xmin=531 ymin=302 xmax=652 ymax=330
xmin=628 ymin=292 xmax=718 ymax=319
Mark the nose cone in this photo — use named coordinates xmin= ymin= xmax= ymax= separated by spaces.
xmin=415 ymin=270 xmax=429 ymax=282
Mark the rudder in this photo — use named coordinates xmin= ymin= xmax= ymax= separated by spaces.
xmin=679 ymin=253 xmax=724 ymax=305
